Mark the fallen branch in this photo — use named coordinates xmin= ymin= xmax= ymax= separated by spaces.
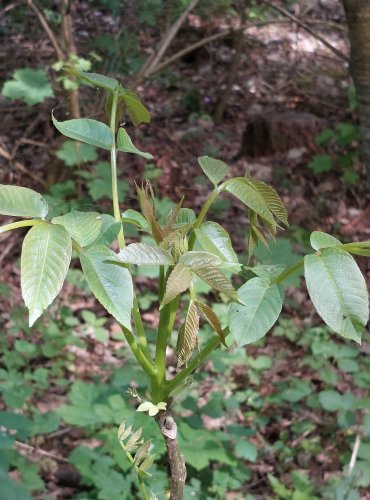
xmin=15 ymin=441 xmax=68 ymax=463
xmin=260 ymin=0 xmax=348 ymax=61
xmin=135 ymin=0 xmax=200 ymax=84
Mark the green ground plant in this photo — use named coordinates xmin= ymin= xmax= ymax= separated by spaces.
xmin=0 ymin=69 xmax=369 ymax=499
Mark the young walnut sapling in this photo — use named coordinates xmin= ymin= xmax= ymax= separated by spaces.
xmin=0 ymin=69 xmax=369 ymax=500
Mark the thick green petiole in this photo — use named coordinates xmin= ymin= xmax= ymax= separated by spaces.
xmin=0 ymin=219 xmax=44 ymax=234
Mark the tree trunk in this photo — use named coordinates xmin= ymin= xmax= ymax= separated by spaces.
xmin=156 ymin=409 xmax=186 ymax=500
xmin=342 ymin=0 xmax=370 ymax=183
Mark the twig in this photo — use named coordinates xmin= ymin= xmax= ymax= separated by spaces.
xmin=156 ymin=408 xmax=186 ymax=500
xmin=15 ymin=441 xmax=68 ymax=463
xmin=348 ymin=433 xmax=361 ymax=476
xmin=135 ymin=0 xmax=200 ymax=83
xmin=25 ymin=0 xmax=64 ymax=60
xmin=260 ymin=0 xmax=348 ymax=61
xmin=0 ymin=2 xmax=20 ymax=17
xmin=0 ymin=145 xmax=47 ymax=188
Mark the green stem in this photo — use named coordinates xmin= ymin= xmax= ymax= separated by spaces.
xmin=188 ymin=188 xmax=220 ymax=249
xmin=272 ymin=259 xmax=304 ymax=285
xmin=109 ymin=91 xmax=151 ymax=361
xmin=123 ymin=447 xmax=150 ymax=500
xmin=110 ymin=90 xmax=125 ymax=249
xmin=166 ymin=330 xmax=228 ymax=396
xmin=121 ymin=325 xmax=157 ymax=378
xmin=159 ymin=265 xmax=165 ymax=302
xmin=0 ymin=219 xmax=44 ymax=234
xmin=153 ymin=297 xmax=180 ymax=400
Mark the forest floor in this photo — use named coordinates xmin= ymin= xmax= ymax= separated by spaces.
xmin=0 ymin=1 xmax=370 ymax=499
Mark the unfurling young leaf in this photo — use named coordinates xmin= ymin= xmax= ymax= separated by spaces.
xmin=198 ymin=301 xmax=226 ymax=346
xmin=177 ymin=301 xmax=200 ymax=368
xmin=248 ymin=179 xmax=288 ymax=226
xmin=64 ymin=68 xmax=119 ymax=92
xmin=21 ymin=223 xmax=72 ymax=326
xmin=121 ymin=88 xmax=151 ymax=126
xmin=0 ymin=185 xmax=48 ymax=219
xmin=161 ymin=263 xmax=193 ymax=308
xmin=136 ymin=183 xmax=164 ymax=243
xmin=190 ymin=261 xmax=240 ymax=302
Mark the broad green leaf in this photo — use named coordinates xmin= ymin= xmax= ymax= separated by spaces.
xmin=198 ymin=156 xmax=228 ymax=186
xmin=121 ymin=88 xmax=151 ymax=126
xmin=180 ymin=251 xmax=224 ymax=268
xmin=21 ymin=223 xmax=72 ymax=326
xmin=52 ymin=211 xmax=102 ymax=247
xmin=52 ymin=114 xmax=113 ymax=150
xmin=0 ymin=470 xmax=33 ymax=500
xmin=310 ymin=231 xmax=341 ymax=250
xmin=318 ymin=390 xmax=344 ymax=412
xmin=2 ymin=68 xmax=53 ymax=106
xmin=65 ymin=69 xmax=119 ymax=92
xmin=198 ymin=301 xmax=226 ymax=346
xmin=117 ymin=128 xmax=153 ymax=159
xmin=177 ymin=300 xmax=199 ymax=367
xmin=224 ymin=178 xmax=276 ymax=227
xmin=195 ymin=221 xmax=240 ymax=272
xmin=0 ymin=185 xmax=48 ymax=218
xmin=304 ymin=248 xmax=369 ymax=343
xmin=174 ymin=208 xmax=196 ymax=227
xmin=249 ymin=179 xmax=288 ymax=226
xmin=93 ymin=214 xmax=121 ymax=246
xmin=190 ymin=262 xmax=239 ymax=302
xmin=122 ymin=209 xmax=150 ymax=231
xmin=118 ymin=242 xmax=173 ymax=265
xmin=161 ymin=263 xmax=193 ymax=308
xmin=229 ymin=277 xmax=283 ymax=346
xmin=79 ymin=245 xmax=133 ymax=331
xmin=245 ymin=263 xmax=286 ymax=283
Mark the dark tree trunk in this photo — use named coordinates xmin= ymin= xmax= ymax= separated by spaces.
xmin=342 ymin=0 xmax=370 ymax=183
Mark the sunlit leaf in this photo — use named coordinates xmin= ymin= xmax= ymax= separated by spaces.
xmin=180 ymin=251 xmax=223 ymax=268
xmin=21 ymin=223 xmax=72 ymax=326
xmin=229 ymin=277 xmax=284 ymax=346
xmin=118 ymin=242 xmax=173 ymax=265
xmin=52 ymin=114 xmax=113 ymax=150
xmin=198 ymin=156 xmax=228 ymax=186
xmin=161 ymin=263 xmax=193 ymax=308
xmin=195 ymin=221 xmax=240 ymax=272
xmin=304 ymin=248 xmax=368 ymax=343
xmin=310 ymin=231 xmax=341 ymax=250
xmin=117 ymin=128 xmax=153 ymax=159
xmin=52 ymin=211 xmax=102 ymax=247
xmin=0 ymin=185 xmax=48 ymax=218
xmin=79 ymin=245 xmax=133 ymax=330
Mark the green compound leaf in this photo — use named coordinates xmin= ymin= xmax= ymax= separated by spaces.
xmin=0 ymin=184 xmax=48 ymax=218
xmin=229 ymin=277 xmax=284 ymax=346
xmin=118 ymin=242 xmax=173 ymax=265
xmin=52 ymin=211 xmax=102 ymax=247
xmin=79 ymin=245 xmax=133 ymax=331
xmin=224 ymin=178 xmax=276 ymax=228
xmin=52 ymin=114 xmax=113 ymax=150
xmin=177 ymin=300 xmax=199 ymax=368
xmin=161 ymin=263 xmax=193 ymax=308
xmin=198 ymin=156 xmax=228 ymax=186
xmin=195 ymin=221 xmax=240 ymax=273
xmin=121 ymin=88 xmax=151 ymax=126
xmin=93 ymin=214 xmax=121 ymax=246
xmin=2 ymin=68 xmax=53 ymax=106
xmin=249 ymin=179 xmax=288 ymax=226
xmin=304 ymin=248 xmax=369 ymax=343
xmin=117 ymin=128 xmax=153 ymax=159
xmin=21 ymin=223 xmax=72 ymax=326
xmin=310 ymin=231 xmax=341 ymax=250
xmin=65 ymin=68 xmax=119 ymax=92
xmin=198 ymin=301 xmax=226 ymax=346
